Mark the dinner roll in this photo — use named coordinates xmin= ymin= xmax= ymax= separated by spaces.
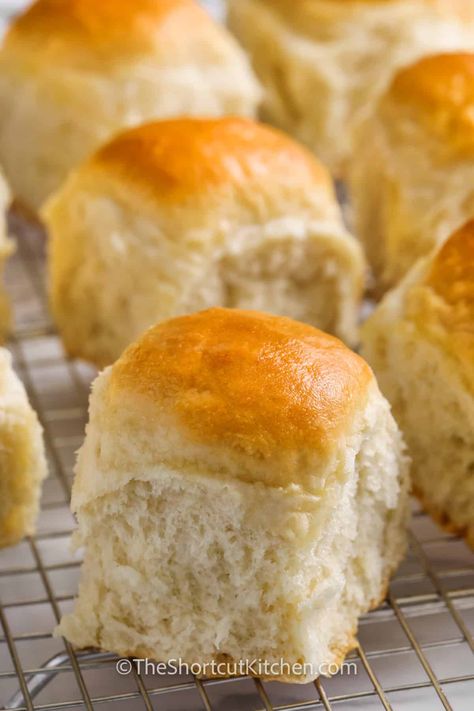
xmin=0 ymin=172 xmax=14 ymax=339
xmin=57 ymin=308 xmax=409 ymax=680
xmin=362 ymin=222 xmax=474 ymax=548
xmin=44 ymin=117 xmax=365 ymax=368
xmin=0 ymin=0 xmax=261 ymax=212
xmin=228 ymin=0 xmax=474 ymax=177
xmin=351 ymin=52 xmax=474 ymax=291
xmin=0 ymin=348 xmax=47 ymax=548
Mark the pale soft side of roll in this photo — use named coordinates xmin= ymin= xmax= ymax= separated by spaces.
xmin=56 ymin=308 xmax=409 ymax=682
xmin=0 ymin=0 xmax=261 ymax=212
xmin=44 ymin=117 xmax=365 ymax=368
xmin=362 ymin=221 xmax=474 ymax=548
xmin=0 ymin=171 xmax=14 ymax=340
xmin=350 ymin=52 xmax=474 ymax=292
xmin=0 ymin=348 xmax=48 ymax=548
xmin=228 ymin=0 xmax=474 ymax=177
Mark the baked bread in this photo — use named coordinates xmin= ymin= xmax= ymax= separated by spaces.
xmin=350 ymin=52 xmax=474 ymax=291
xmin=56 ymin=308 xmax=409 ymax=681
xmin=361 ymin=221 xmax=474 ymax=548
xmin=0 ymin=0 xmax=261 ymax=212
xmin=0 ymin=348 xmax=48 ymax=548
xmin=0 ymin=172 xmax=14 ymax=339
xmin=228 ymin=0 xmax=474 ymax=177
xmin=44 ymin=117 xmax=365 ymax=368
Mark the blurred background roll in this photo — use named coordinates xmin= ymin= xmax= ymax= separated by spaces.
xmin=0 ymin=0 xmax=261 ymax=212
xmin=44 ymin=117 xmax=365 ymax=367
xmin=362 ymin=221 xmax=474 ymax=549
xmin=351 ymin=52 xmax=474 ymax=292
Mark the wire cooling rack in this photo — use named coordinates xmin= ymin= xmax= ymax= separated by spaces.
xmin=0 ymin=4 xmax=473 ymax=708
xmin=0 ymin=213 xmax=472 ymax=711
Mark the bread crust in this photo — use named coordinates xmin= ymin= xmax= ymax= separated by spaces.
xmin=388 ymin=53 xmax=474 ymax=157
xmin=89 ymin=117 xmax=333 ymax=206
xmin=109 ymin=308 xmax=373 ymax=477
xmin=4 ymin=0 xmax=214 ymax=64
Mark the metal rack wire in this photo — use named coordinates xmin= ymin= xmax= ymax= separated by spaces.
xmin=0 ymin=213 xmax=472 ymax=711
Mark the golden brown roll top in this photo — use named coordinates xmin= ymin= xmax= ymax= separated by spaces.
xmin=108 ymin=308 xmax=373 ymax=485
xmin=424 ymin=219 xmax=474 ymax=318
xmin=4 ymin=0 xmax=228 ymax=66
xmin=87 ymin=117 xmax=335 ymax=222
xmin=387 ymin=52 xmax=474 ymax=157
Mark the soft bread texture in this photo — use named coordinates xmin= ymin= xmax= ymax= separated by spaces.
xmin=228 ymin=0 xmax=474 ymax=177
xmin=351 ymin=52 xmax=474 ymax=291
xmin=0 ymin=348 xmax=47 ymax=548
xmin=57 ymin=308 xmax=409 ymax=682
xmin=362 ymin=222 xmax=474 ymax=547
xmin=0 ymin=0 xmax=261 ymax=211
xmin=44 ymin=117 xmax=365 ymax=367
xmin=0 ymin=172 xmax=14 ymax=339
